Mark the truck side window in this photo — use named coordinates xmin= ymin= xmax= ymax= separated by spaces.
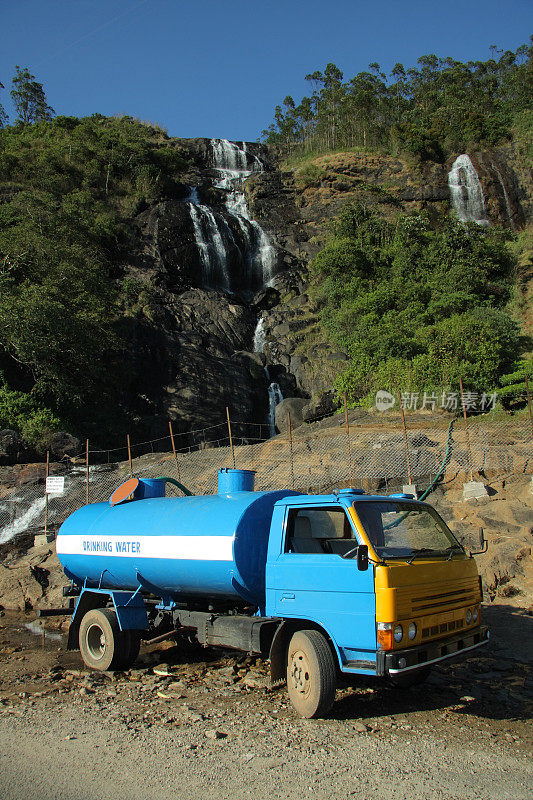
xmin=285 ymin=507 xmax=355 ymax=554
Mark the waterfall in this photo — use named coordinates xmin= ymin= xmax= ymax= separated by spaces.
xmin=186 ymin=186 xmax=200 ymax=204
xmin=490 ymin=159 xmax=515 ymax=231
xmin=253 ymin=318 xmax=283 ymax=438
xmin=186 ymin=189 xmax=231 ymax=289
xmin=253 ymin=316 xmax=266 ymax=353
xmin=189 ymin=203 xmax=211 ymax=280
xmin=0 ymin=496 xmax=46 ymax=544
xmin=212 ymin=138 xmax=249 ymax=171
xmin=448 ymin=155 xmax=489 ymax=226
xmin=201 ymin=206 xmax=230 ymax=289
xmin=211 ymin=138 xmax=277 ymax=287
xmin=182 ymin=140 xmax=277 ymax=291
xmin=268 ymin=382 xmax=283 ymax=437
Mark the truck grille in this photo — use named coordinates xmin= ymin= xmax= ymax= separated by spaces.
xmin=395 ymin=579 xmax=480 ymax=620
xmin=411 ymin=587 xmax=478 ymax=614
xmin=422 ymin=619 xmax=464 ymax=638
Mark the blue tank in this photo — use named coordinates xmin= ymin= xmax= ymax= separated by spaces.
xmin=56 ymin=470 xmax=299 ymax=607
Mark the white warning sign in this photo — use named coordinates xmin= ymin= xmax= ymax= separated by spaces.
xmin=46 ymin=476 xmax=65 ymax=495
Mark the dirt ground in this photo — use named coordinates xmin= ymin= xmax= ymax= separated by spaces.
xmin=0 ymin=602 xmax=531 ymax=800
xmin=0 ymin=465 xmax=531 ymax=799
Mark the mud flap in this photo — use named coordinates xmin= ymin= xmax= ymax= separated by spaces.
xmin=269 ymin=623 xmax=289 ymax=687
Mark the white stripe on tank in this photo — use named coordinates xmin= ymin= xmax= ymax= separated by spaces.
xmin=56 ymin=534 xmax=234 ymax=562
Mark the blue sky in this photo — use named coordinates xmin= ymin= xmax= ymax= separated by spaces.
xmin=1 ymin=0 xmax=531 ymax=141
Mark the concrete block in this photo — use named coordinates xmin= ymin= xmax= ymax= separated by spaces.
xmin=463 ymin=481 xmax=489 ymax=502
xmin=33 ymin=533 xmax=55 ymax=547
xmin=402 ymin=484 xmax=418 ymax=499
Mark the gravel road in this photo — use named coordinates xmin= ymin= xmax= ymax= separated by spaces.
xmin=0 ymin=605 xmax=531 ymax=800
xmin=1 ymin=697 xmax=531 ymax=800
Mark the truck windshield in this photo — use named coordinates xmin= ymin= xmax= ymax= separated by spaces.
xmin=354 ymin=501 xmax=463 ymax=560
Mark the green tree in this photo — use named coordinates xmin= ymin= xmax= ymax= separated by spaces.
xmin=10 ymin=66 xmax=54 ymax=125
xmin=0 ymin=80 xmax=7 ymax=127
xmin=262 ymin=41 xmax=530 ymax=159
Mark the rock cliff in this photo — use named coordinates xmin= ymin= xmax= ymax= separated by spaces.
xmin=120 ymin=138 xmax=528 ymax=443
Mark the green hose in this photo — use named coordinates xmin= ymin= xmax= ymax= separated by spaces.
xmin=418 ymin=417 xmax=456 ymax=501
xmin=383 ymin=417 xmax=457 ymax=532
xmin=155 ymin=476 xmax=194 ymax=496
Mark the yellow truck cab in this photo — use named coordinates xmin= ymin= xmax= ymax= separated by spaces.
xmin=349 ymin=493 xmax=488 ymax=681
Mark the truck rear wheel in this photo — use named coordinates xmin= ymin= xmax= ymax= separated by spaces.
xmin=286 ymin=630 xmax=337 ymax=718
xmin=79 ymin=608 xmax=128 ymax=671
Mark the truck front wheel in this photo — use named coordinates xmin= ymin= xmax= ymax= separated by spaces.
xmin=79 ymin=608 xmax=128 ymax=671
xmin=286 ymin=630 xmax=337 ymax=718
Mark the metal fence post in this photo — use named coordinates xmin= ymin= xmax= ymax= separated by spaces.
xmin=459 ymin=377 xmax=474 ymax=482
xmin=288 ymin=411 xmax=294 ymax=490
xmin=85 ymin=439 xmax=90 ymax=505
xmin=343 ymin=393 xmax=353 ymax=485
xmin=526 ymin=376 xmax=533 ymax=438
xmin=226 ymin=407 xmax=236 ymax=469
xmin=127 ymin=434 xmax=133 ymax=477
xmin=169 ymin=420 xmax=181 ymax=480
xmin=398 ymin=392 xmax=413 ymax=485
xmin=44 ymin=451 xmax=50 ymax=535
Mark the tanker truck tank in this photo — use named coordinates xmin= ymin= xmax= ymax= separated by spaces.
xmin=56 ymin=468 xmax=300 ymax=608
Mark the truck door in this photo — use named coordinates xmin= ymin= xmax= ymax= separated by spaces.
xmin=266 ymin=504 xmax=376 ymax=671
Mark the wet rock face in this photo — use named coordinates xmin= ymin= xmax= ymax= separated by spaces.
xmin=135 ymin=201 xmax=202 ymax=291
xmin=124 ymin=289 xmax=269 ymax=440
xmin=472 ymin=150 xmax=527 ymax=230
xmin=0 ymin=431 xmax=25 ymax=466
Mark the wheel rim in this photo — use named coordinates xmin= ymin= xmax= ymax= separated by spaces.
xmin=289 ymin=649 xmax=311 ymax=697
xmin=86 ymin=623 xmax=107 ymax=660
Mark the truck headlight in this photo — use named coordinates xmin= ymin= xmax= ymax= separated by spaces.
xmin=466 ymin=609 xmax=472 ymax=624
xmin=408 ymin=622 xmax=417 ymax=640
xmin=394 ymin=624 xmax=403 ymax=643
xmin=473 ymin=607 xmax=478 ymax=622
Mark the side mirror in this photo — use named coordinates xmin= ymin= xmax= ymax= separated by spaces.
xmin=357 ymin=544 xmax=369 ymax=571
xmin=470 ymin=527 xmax=488 ymax=556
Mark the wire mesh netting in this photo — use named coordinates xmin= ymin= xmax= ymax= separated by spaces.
xmin=0 ymin=411 xmax=530 ymax=545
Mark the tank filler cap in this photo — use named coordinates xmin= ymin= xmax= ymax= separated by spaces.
xmin=109 ymin=477 xmax=139 ymax=507
xmin=337 ymin=488 xmax=365 ymax=496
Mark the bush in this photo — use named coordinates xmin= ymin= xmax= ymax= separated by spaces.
xmin=313 ymin=202 xmax=520 ymax=404
xmin=0 ymin=387 xmax=63 ymax=451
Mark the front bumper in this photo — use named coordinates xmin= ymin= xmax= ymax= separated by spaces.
xmin=377 ymin=625 xmax=489 ymax=675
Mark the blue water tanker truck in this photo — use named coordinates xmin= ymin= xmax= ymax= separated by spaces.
xmin=54 ymin=468 xmax=488 ymax=717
